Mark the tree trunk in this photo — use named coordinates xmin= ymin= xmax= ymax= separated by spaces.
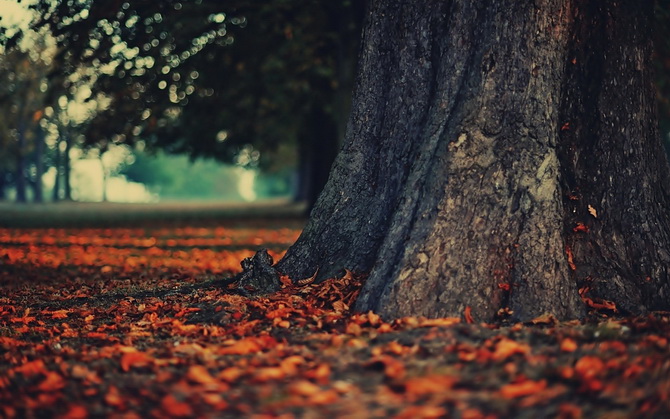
xmin=277 ymin=0 xmax=670 ymax=322
xmin=63 ymin=135 xmax=72 ymax=201
xmin=294 ymin=106 xmax=339 ymax=211
xmin=52 ymin=140 xmax=61 ymax=202
xmin=33 ymin=126 xmax=45 ymax=203
xmin=15 ymin=124 xmax=27 ymax=204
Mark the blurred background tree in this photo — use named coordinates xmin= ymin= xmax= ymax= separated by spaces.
xmin=0 ymin=0 xmax=668 ymax=206
xmin=0 ymin=0 xmax=364 ymax=208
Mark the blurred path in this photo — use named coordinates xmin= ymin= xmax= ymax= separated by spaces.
xmin=0 ymin=199 xmax=307 ymax=228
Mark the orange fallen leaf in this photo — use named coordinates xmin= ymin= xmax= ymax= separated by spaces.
xmin=308 ymin=389 xmax=339 ymax=406
xmin=560 ymin=338 xmax=578 ymax=352
xmin=419 ymin=317 xmax=460 ymax=327
xmin=252 ymin=367 xmax=286 ymax=382
xmin=186 ymin=365 xmax=217 ymax=385
xmin=289 ymin=380 xmax=322 ymax=397
xmin=404 ymin=375 xmax=457 ymax=397
xmin=395 ymin=405 xmax=447 ymax=419
xmin=120 ymin=351 xmax=153 ymax=372
xmin=464 ymin=306 xmax=474 ymax=324
xmin=161 ymin=394 xmax=193 ymax=418
xmin=566 ymin=246 xmax=577 ymax=270
xmin=529 ymin=313 xmax=557 ymax=325
xmin=364 ymin=356 xmax=405 ymax=380
xmin=492 ymin=338 xmax=530 ymax=361
xmin=218 ymin=367 xmax=244 ymax=383
xmin=574 ymin=356 xmax=605 ymax=380
xmin=218 ymin=338 xmax=263 ymax=355
xmin=305 ymin=363 xmax=331 ymax=385
xmin=573 ymin=223 xmax=589 ymax=233
xmin=37 ymin=371 xmax=66 ymax=392
xmin=14 ymin=359 xmax=46 ymax=376
xmin=59 ymin=404 xmax=88 ymax=419
xmin=104 ymin=385 xmax=124 ymax=408
xmin=500 ymin=379 xmax=547 ymax=398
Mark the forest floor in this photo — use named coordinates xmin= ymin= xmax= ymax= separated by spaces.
xmin=0 ymin=204 xmax=669 ymax=418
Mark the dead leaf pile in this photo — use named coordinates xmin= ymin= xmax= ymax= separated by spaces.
xmin=0 ymin=224 xmax=669 ymax=418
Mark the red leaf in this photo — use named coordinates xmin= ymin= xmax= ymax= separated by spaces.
xmin=37 ymin=372 xmax=66 ymax=392
xmin=161 ymin=394 xmax=193 ymax=417
xmin=464 ymin=306 xmax=474 ymax=324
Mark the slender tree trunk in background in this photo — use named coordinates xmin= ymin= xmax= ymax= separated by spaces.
xmin=52 ymin=140 xmax=61 ymax=201
xmin=15 ymin=124 xmax=27 ymax=204
xmin=0 ymin=172 xmax=6 ymax=201
xmin=63 ymin=135 xmax=72 ymax=201
xmin=99 ymin=153 xmax=107 ymax=202
xmin=33 ymin=126 xmax=45 ymax=203
xmin=278 ymin=0 xmax=670 ymax=321
xmin=294 ymin=107 xmax=339 ymax=211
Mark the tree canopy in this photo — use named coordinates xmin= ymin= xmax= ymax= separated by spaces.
xmin=15 ymin=0 xmax=363 ymax=168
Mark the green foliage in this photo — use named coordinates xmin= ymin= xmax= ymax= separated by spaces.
xmin=121 ymin=151 xmax=249 ymax=200
xmin=20 ymin=0 xmax=364 ymax=169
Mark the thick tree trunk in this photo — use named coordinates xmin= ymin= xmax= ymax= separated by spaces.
xmin=277 ymin=0 xmax=670 ymax=322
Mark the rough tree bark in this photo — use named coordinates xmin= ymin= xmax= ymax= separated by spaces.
xmin=276 ymin=0 xmax=670 ymax=322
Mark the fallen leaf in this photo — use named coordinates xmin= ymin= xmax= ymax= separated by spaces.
xmin=560 ymin=338 xmax=578 ymax=352
xmin=464 ymin=306 xmax=474 ymax=324
xmin=161 ymin=394 xmax=193 ymax=417
xmin=37 ymin=371 xmax=66 ymax=392
xmin=574 ymin=356 xmax=605 ymax=380
xmin=492 ymin=338 xmax=531 ymax=361
xmin=500 ymin=379 xmax=547 ymax=398
xmin=186 ymin=365 xmax=217 ymax=385
xmin=120 ymin=351 xmax=153 ymax=372
xmin=404 ymin=375 xmax=457 ymax=397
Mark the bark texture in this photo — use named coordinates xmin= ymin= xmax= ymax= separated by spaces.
xmin=277 ymin=0 xmax=670 ymax=321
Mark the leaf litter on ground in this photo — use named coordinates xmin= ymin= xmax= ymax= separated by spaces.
xmin=0 ymin=224 xmax=669 ymax=418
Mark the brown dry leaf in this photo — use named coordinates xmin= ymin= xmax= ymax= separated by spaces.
xmin=588 ymin=205 xmax=598 ymax=218
xmin=529 ymin=313 xmax=557 ymax=325
xmin=332 ymin=300 xmax=349 ymax=312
